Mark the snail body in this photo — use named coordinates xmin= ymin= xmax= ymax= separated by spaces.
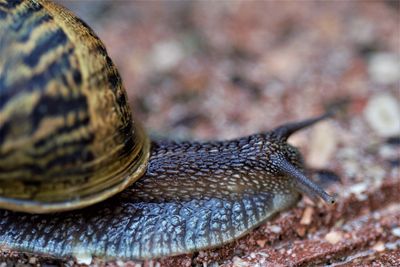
xmin=0 ymin=0 xmax=335 ymax=261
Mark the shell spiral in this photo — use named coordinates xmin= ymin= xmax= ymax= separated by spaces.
xmin=0 ymin=0 xmax=150 ymax=213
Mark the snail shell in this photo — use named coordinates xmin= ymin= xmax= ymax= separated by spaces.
xmin=0 ymin=0 xmax=149 ymax=213
xmin=0 ymin=0 xmax=336 ymax=261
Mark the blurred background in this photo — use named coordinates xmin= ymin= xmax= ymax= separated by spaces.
xmin=55 ymin=1 xmax=399 ymax=141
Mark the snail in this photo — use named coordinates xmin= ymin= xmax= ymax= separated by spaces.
xmin=0 ymin=0 xmax=336 ymax=262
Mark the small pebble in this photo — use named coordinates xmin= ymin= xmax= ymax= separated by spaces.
xmin=372 ymin=241 xmax=385 ymax=252
xmin=151 ymin=40 xmax=184 ymax=71
xmin=386 ymin=241 xmax=400 ymax=250
xmin=300 ymin=206 xmax=314 ymax=225
xmin=364 ymin=93 xmax=400 ymax=137
xmin=116 ymin=259 xmax=125 ymax=266
xmin=28 ymin=257 xmax=37 ymax=264
xmin=256 ymin=239 xmax=267 ymax=248
xmin=392 ymin=227 xmax=400 ymax=237
xmin=368 ymin=52 xmax=400 ymax=85
xmin=348 ymin=182 xmax=368 ymax=194
xmin=325 ymin=231 xmax=343 ymax=244
xmin=232 ymin=256 xmax=250 ymax=267
xmin=269 ymin=225 xmax=282 ymax=234
xmin=308 ymin=122 xmax=337 ymax=168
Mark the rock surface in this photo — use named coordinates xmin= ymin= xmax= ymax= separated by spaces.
xmin=1 ymin=1 xmax=399 ymax=266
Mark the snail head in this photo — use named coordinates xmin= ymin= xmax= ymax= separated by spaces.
xmin=265 ymin=111 xmax=336 ymax=205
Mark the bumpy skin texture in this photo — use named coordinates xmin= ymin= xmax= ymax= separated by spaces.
xmin=0 ymin=0 xmax=149 ymax=212
xmin=0 ymin=134 xmax=302 ymax=260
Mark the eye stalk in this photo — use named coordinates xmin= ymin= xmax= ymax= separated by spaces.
xmin=270 ymin=153 xmax=336 ymax=205
xmin=272 ymin=111 xmax=334 ymax=141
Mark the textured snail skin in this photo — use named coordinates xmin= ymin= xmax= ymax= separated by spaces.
xmin=0 ymin=133 xmax=304 ymax=260
xmin=0 ymin=0 xmax=336 ymax=261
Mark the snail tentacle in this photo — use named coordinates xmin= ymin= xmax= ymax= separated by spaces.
xmin=270 ymin=153 xmax=336 ymax=204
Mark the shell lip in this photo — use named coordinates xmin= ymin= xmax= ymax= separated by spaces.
xmin=0 ymin=137 xmax=151 ymax=214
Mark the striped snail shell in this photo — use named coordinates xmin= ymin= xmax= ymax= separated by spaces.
xmin=0 ymin=0 xmax=149 ymax=213
xmin=0 ymin=0 xmax=336 ymax=261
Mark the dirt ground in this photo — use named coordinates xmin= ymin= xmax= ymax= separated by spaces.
xmin=1 ymin=1 xmax=399 ymax=266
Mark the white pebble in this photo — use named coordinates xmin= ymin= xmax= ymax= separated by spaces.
xmin=364 ymin=93 xmax=400 ymax=137
xmin=151 ymin=40 xmax=184 ymax=71
xmin=373 ymin=241 xmax=385 ymax=252
xmin=325 ymin=231 xmax=343 ymax=244
xmin=269 ymin=225 xmax=282 ymax=233
xmin=348 ymin=182 xmax=368 ymax=194
xmin=368 ymin=52 xmax=400 ymax=84
xmin=392 ymin=227 xmax=400 ymax=237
